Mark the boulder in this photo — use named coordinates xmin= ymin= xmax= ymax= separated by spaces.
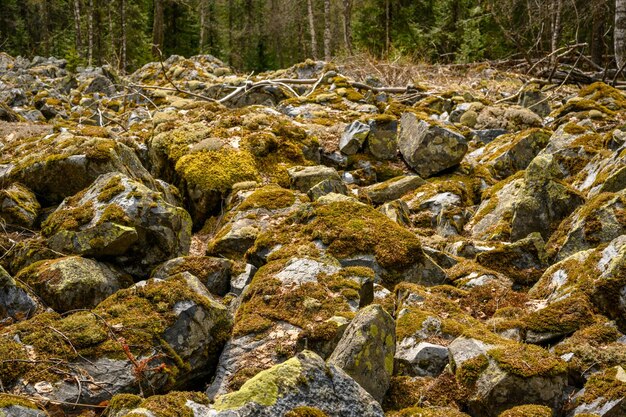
xmin=395 ymin=341 xmax=449 ymax=377
xmin=151 ymin=256 xmax=232 ymax=296
xmin=1 ymin=273 xmax=232 ymax=410
xmin=42 ymin=172 xmax=192 ymax=278
xmin=340 ymin=121 xmax=370 ymax=155
xmin=308 ymin=178 xmax=349 ymax=201
xmin=366 ymin=116 xmax=399 ymax=160
xmin=0 ymin=266 xmax=38 ymax=323
xmin=0 ymin=395 xmax=47 ymax=417
xmin=210 ymin=350 xmax=384 ymax=417
xmin=475 ymin=105 xmax=543 ymax=131
xmin=288 ymin=165 xmax=342 ymax=193
xmin=0 ymin=183 xmax=40 ymax=228
xmin=378 ymin=200 xmax=412 ymax=227
xmin=15 ymin=256 xmax=132 ymax=313
xmin=328 ymin=304 xmax=396 ymax=402
xmin=398 ymin=113 xmax=468 ymax=178
xmin=566 ymin=366 xmax=626 ymax=417
xmin=104 ymin=392 xmax=211 ymax=417
xmin=360 ymin=175 xmax=425 ymax=205
xmin=498 ymin=405 xmax=553 ymax=417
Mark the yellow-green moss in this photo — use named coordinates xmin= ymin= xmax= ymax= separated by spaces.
xmin=579 ymin=366 xmax=626 ymax=403
xmin=97 ymin=175 xmax=125 ymax=202
xmin=456 ymin=354 xmax=489 ymax=387
xmin=41 ymin=200 xmax=94 ymax=236
xmin=488 ymin=344 xmax=567 ymax=378
xmin=139 ymin=391 xmax=210 ymax=417
xmin=497 ymin=404 xmax=553 ymax=417
xmin=0 ymin=394 xmax=39 ymax=410
xmin=237 ymin=185 xmax=296 ymax=211
xmin=285 ymin=406 xmax=329 ymax=417
xmin=521 ymin=294 xmax=594 ymax=335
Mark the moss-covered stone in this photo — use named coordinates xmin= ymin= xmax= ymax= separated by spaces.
xmin=497 ymin=405 xmax=553 ymax=417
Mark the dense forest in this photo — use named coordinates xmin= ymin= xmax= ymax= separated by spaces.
xmin=0 ymin=0 xmax=616 ymax=73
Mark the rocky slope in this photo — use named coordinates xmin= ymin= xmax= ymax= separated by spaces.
xmin=0 ymin=52 xmax=625 ymax=417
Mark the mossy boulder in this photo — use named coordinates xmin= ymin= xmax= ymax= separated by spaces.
xmin=566 ymin=366 xmax=626 ymax=417
xmin=359 ymin=175 xmax=425 ymax=205
xmin=42 ymin=172 xmax=192 ymax=278
xmin=467 ymin=154 xmax=584 ymax=242
xmin=328 ymin=304 xmax=396 ymax=402
xmin=151 ymin=256 xmax=232 ymax=296
xmin=340 ymin=121 xmax=370 ymax=155
xmin=210 ymin=350 xmax=384 ymax=417
xmin=398 ymin=113 xmax=468 ymax=178
xmin=0 ymin=132 xmax=157 ymax=205
xmin=465 ymin=129 xmax=552 ymax=180
xmin=249 ymin=199 xmax=447 ymax=287
xmin=288 ymin=165 xmax=342 ymax=193
xmin=15 ymin=256 xmax=133 ymax=313
xmin=0 ymin=183 xmax=40 ymax=228
xmin=546 ymin=190 xmax=626 ymax=261
xmin=1 ymin=273 xmax=232 ymax=409
xmin=475 ymin=105 xmax=543 ymax=131
xmin=552 ymin=82 xmax=626 ymax=120
xmin=498 ymin=405 xmax=553 ymax=417
xmin=0 ymin=394 xmax=46 ymax=417
xmin=104 ymin=391 xmax=211 ymax=417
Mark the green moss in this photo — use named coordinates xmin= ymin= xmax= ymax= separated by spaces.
xmin=389 ymin=406 xmax=470 ymax=417
xmin=139 ymin=391 xmax=210 ymax=417
xmin=521 ymin=294 xmax=594 ymax=335
xmin=456 ymin=354 xmax=489 ymax=387
xmin=213 ymin=353 xmax=306 ymax=410
xmin=237 ymin=185 xmax=296 ymax=211
xmin=97 ymin=175 xmax=125 ymax=202
xmin=579 ymin=366 xmax=626 ymax=403
xmin=106 ymin=393 xmax=143 ymax=412
xmin=562 ymin=123 xmax=588 ymax=135
xmin=41 ymin=200 xmax=94 ymax=236
xmin=97 ymin=204 xmax=133 ymax=226
xmin=0 ymin=394 xmax=39 ymax=410
xmin=488 ymin=344 xmax=567 ymax=378
xmin=285 ymin=406 xmax=329 ymax=417
xmin=175 ymin=148 xmax=261 ymax=194
xmin=498 ymin=405 xmax=553 ymax=417
xmin=0 ymin=338 xmax=29 ymax=385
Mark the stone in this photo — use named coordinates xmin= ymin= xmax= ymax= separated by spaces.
xmin=0 ymin=395 xmax=47 ymax=417
xmin=308 ymin=178 xmax=349 ymax=201
xmin=328 ymin=304 xmax=395 ymax=402
xmin=0 ymin=266 xmax=38 ymax=323
xmin=367 ymin=117 xmax=399 ymax=160
xmin=288 ymin=165 xmax=342 ymax=193
xmin=360 ymin=175 xmax=425 ymax=204
xmin=151 ymin=256 xmax=232 ymax=296
xmin=340 ymin=121 xmax=370 ymax=155
xmin=0 ymin=183 xmax=40 ymax=228
xmin=211 ymin=350 xmax=384 ymax=417
xmin=518 ymin=89 xmax=551 ymax=117
xmin=378 ymin=200 xmax=412 ymax=227
xmin=566 ymin=366 xmax=626 ymax=417
xmin=15 ymin=256 xmax=133 ymax=313
xmin=42 ymin=172 xmax=192 ymax=278
xmin=398 ymin=113 xmax=468 ymax=178
xmin=395 ymin=341 xmax=449 ymax=377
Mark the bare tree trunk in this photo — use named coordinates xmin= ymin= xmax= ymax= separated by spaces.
xmin=550 ymin=0 xmax=563 ymax=64
xmin=307 ymin=0 xmax=318 ymax=59
xmin=591 ymin=1 xmax=606 ymax=65
xmin=88 ymin=0 xmax=94 ymax=66
xmin=199 ymin=0 xmax=208 ymax=53
xmin=108 ymin=2 xmax=116 ymax=67
xmin=616 ymin=0 xmax=626 ymax=67
xmin=228 ymin=0 xmax=234 ymax=64
xmin=385 ymin=0 xmax=390 ymax=56
xmin=73 ymin=0 xmax=83 ymax=56
xmin=152 ymin=0 xmax=164 ymax=57
xmin=323 ymin=0 xmax=331 ymax=61
xmin=120 ymin=0 xmax=127 ymax=73
xmin=342 ymin=0 xmax=353 ymax=55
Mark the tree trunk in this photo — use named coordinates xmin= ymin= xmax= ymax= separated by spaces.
xmin=385 ymin=0 xmax=390 ymax=56
xmin=152 ymin=0 xmax=164 ymax=57
xmin=342 ymin=0 xmax=353 ymax=55
xmin=307 ymin=0 xmax=318 ymax=59
xmin=550 ymin=0 xmax=563 ymax=63
xmin=72 ymin=0 xmax=83 ymax=56
xmin=591 ymin=2 xmax=606 ymax=65
xmin=323 ymin=0 xmax=331 ymax=61
xmin=616 ymin=0 xmax=626 ymax=68
xmin=108 ymin=2 xmax=116 ymax=67
xmin=199 ymin=0 xmax=208 ymax=53
xmin=88 ymin=0 xmax=94 ymax=66
xmin=120 ymin=0 xmax=127 ymax=72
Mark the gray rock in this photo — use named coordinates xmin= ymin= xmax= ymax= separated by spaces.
xmin=398 ymin=113 xmax=468 ymax=178
xmin=0 ymin=183 xmax=40 ymax=228
xmin=308 ymin=178 xmax=349 ymax=201
xmin=472 ymin=129 xmax=508 ymax=144
xmin=14 ymin=256 xmax=132 ymax=313
xmin=230 ymin=263 xmax=257 ymax=295
xmin=340 ymin=121 xmax=370 ymax=155
xmin=566 ymin=366 xmax=626 ymax=417
xmin=0 ymin=266 xmax=38 ymax=323
xmin=288 ymin=165 xmax=342 ymax=193
xmin=367 ymin=118 xmax=399 ymax=160
xmin=360 ymin=175 xmax=425 ymax=204
xmin=378 ymin=200 xmax=412 ymax=227
xmin=395 ymin=341 xmax=449 ymax=377
xmin=0 ymin=402 xmax=47 ymax=417
xmin=211 ymin=350 xmax=384 ymax=417
xmin=518 ymin=89 xmax=551 ymax=117
xmin=328 ymin=304 xmax=395 ymax=402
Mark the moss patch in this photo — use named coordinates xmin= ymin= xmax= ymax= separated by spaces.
xmin=488 ymin=344 xmax=567 ymax=378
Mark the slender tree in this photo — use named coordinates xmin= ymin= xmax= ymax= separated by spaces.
xmin=324 ymin=0 xmax=331 ymax=61
xmin=307 ymin=0 xmax=318 ymax=59
xmin=617 ymin=0 xmax=626 ymax=67
xmin=72 ymin=0 xmax=83 ymax=57
xmin=88 ymin=0 xmax=94 ymax=65
xmin=120 ymin=0 xmax=127 ymax=72
xmin=342 ymin=0 xmax=353 ymax=55
xmin=152 ymin=0 xmax=164 ymax=57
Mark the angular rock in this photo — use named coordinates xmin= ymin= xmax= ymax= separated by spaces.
xmin=0 ymin=395 xmax=47 ymax=417
xmin=360 ymin=175 xmax=425 ymax=204
xmin=328 ymin=304 xmax=395 ymax=402
xmin=395 ymin=341 xmax=449 ymax=377
xmin=288 ymin=165 xmax=342 ymax=193
xmin=15 ymin=256 xmax=132 ymax=313
xmin=367 ymin=116 xmax=399 ymax=160
xmin=566 ymin=366 xmax=626 ymax=417
xmin=105 ymin=392 xmax=212 ymax=417
xmin=42 ymin=172 xmax=192 ymax=278
xmin=475 ymin=105 xmax=543 ymax=131
xmin=0 ymin=266 xmax=38 ymax=323
xmin=499 ymin=405 xmax=553 ymax=417
xmin=211 ymin=350 xmax=384 ymax=417
xmin=398 ymin=113 xmax=468 ymax=178
xmin=308 ymin=178 xmax=349 ymax=201
xmin=378 ymin=200 xmax=412 ymax=227
xmin=340 ymin=121 xmax=370 ymax=155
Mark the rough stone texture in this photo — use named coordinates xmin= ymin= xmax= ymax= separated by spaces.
xmin=398 ymin=113 xmax=468 ymax=178
xmin=151 ymin=256 xmax=232 ymax=296
xmin=378 ymin=200 xmax=412 ymax=227
xmin=395 ymin=341 xmax=449 ymax=377
xmin=288 ymin=165 xmax=342 ymax=193
xmin=0 ymin=266 xmax=38 ymax=323
xmin=0 ymin=183 xmax=40 ymax=228
xmin=328 ymin=304 xmax=396 ymax=402
xmin=360 ymin=175 xmax=425 ymax=204
xmin=211 ymin=350 xmax=385 ymax=417
xmin=15 ymin=256 xmax=133 ymax=313
xmin=340 ymin=121 xmax=370 ymax=155
xmin=367 ymin=118 xmax=399 ymax=160
xmin=566 ymin=366 xmax=626 ymax=417
xmin=308 ymin=178 xmax=349 ymax=201
xmin=42 ymin=172 xmax=192 ymax=278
